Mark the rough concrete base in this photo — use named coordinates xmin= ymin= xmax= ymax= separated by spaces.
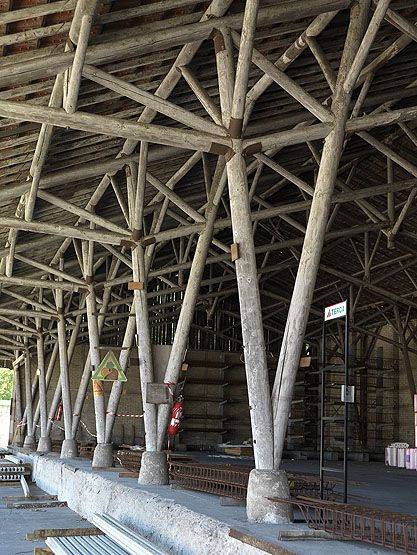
xmin=16 ymin=453 xmax=266 ymax=555
xmin=23 ymin=435 xmax=36 ymax=450
xmin=37 ymin=436 xmax=52 ymax=453
xmin=60 ymin=439 xmax=78 ymax=459
xmin=246 ymin=469 xmax=293 ymax=523
xmin=92 ymin=443 xmax=113 ymax=468
xmin=138 ymin=451 xmax=168 ymax=485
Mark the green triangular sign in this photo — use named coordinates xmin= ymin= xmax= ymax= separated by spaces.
xmin=92 ymin=351 xmax=127 ymax=382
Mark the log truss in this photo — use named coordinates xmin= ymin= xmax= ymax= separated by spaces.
xmin=2 ymin=0 xmax=417 ymax=467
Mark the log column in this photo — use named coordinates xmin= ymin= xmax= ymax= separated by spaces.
xmin=272 ymin=1 xmax=372 ymax=468
xmin=57 ymin=287 xmax=77 ymax=459
xmin=133 ymin=245 xmax=165 ymax=484
xmin=12 ymin=355 xmax=23 ymax=447
xmin=86 ymin=282 xmax=112 ymax=467
xmin=36 ymin=326 xmax=51 ymax=453
xmin=226 ymin=145 xmax=274 ymax=470
xmin=22 ymin=349 xmax=36 ymax=449
xmin=156 ymin=159 xmax=228 ymax=453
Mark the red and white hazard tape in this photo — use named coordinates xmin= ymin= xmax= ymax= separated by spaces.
xmin=106 ymin=412 xmax=144 ymax=418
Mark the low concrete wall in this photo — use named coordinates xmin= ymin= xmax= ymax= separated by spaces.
xmin=0 ymin=400 xmax=10 ymax=447
xmin=18 ymin=452 xmax=264 ymax=555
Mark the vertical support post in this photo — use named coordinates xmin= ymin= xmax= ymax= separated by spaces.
xmin=272 ymin=1 xmax=370 ymax=469
xmin=104 ymin=311 xmax=136 ymax=443
xmin=394 ymin=306 xmax=416 ymax=399
xmin=36 ymin=321 xmax=51 ymax=453
xmin=71 ymin=260 xmax=121 ymax=438
xmin=343 ymin=306 xmax=350 ymax=504
xmin=226 ymin=149 xmax=273 ymax=469
xmin=23 ymin=349 xmax=36 ymax=449
xmin=319 ymin=320 xmax=326 ymax=499
xmin=156 ymin=160 xmax=228 ymax=451
xmin=131 ymin=141 xmax=158 ymax=456
xmin=57 ymin=284 xmax=77 ymax=459
xmin=33 ymin=340 xmax=59 ymax=430
xmin=13 ymin=355 xmax=23 ymax=447
xmin=132 ymin=247 xmax=157 ymax=452
xmin=387 ymin=157 xmax=395 ymax=248
xmin=86 ymin=282 xmax=112 ymax=467
xmin=46 ymin=314 xmax=82 ymax=440
xmin=221 ymin=0 xmax=290 ymax=523
xmin=134 ymin=245 xmax=167 ymax=484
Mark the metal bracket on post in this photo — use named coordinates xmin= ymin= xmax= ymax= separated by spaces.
xmin=230 ymin=243 xmax=240 ymax=262
xmin=320 ymin=299 xmax=350 ymax=503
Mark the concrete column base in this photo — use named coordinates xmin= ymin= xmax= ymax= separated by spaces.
xmin=138 ymin=451 xmax=168 ymax=485
xmin=23 ymin=435 xmax=36 ymax=450
xmin=13 ymin=436 xmax=23 ymax=448
xmin=37 ymin=436 xmax=52 ymax=453
xmin=246 ymin=469 xmax=293 ymax=523
xmin=92 ymin=443 xmax=114 ymax=468
xmin=60 ymin=438 xmax=78 ymax=459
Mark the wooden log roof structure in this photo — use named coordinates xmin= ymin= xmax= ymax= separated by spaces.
xmin=0 ymin=1 xmax=415 ymax=350
xmin=3 ymin=0 xmax=417 ymax=471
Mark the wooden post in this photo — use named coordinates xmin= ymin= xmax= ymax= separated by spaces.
xmin=12 ymin=354 xmax=23 ymax=446
xmin=128 ymin=143 xmax=158 ymax=452
xmin=36 ymin=319 xmax=50 ymax=452
xmin=71 ymin=259 xmax=121 ymax=438
xmin=394 ymin=306 xmax=416 ymax=398
xmin=132 ymin=246 xmax=157 ymax=451
xmin=85 ymin=284 xmax=107 ymax=451
xmin=56 ymin=284 xmax=76 ymax=458
xmin=156 ymin=159 xmax=228 ymax=449
xmin=272 ymin=1 xmax=371 ymax=468
xmin=226 ymin=148 xmax=274 ymax=469
xmin=33 ymin=341 xmax=59 ymax=430
xmin=22 ymin=349 xmax=36 ymax=449
xmin=104 ymin=311 xmax=136 ymax=444
xmin=46 ymin=314 xmax=82 ymax=438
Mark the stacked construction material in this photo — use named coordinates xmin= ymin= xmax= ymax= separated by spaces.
xmin=385 ymin=396 xmax=417 ymax=471
xmin=385 ymin=443 xmax=417 ymax=470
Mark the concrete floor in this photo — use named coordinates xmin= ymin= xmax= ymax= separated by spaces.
xmin=0 ymin=481 xmax=96 ymax=555
xmin=204 ymin=454 xmax=417 ymax=515
xmin=5 ymin=451 xmax=416 ymax=555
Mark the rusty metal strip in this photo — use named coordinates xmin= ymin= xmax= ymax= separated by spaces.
xmin=271 ymin=497 xmax=417 ymax=553
xmin=168 ymin=461 xmax=340 ymax=501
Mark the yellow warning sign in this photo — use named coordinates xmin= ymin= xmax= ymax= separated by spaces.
xmin=91 ymin=351 xmax=127 ymax=382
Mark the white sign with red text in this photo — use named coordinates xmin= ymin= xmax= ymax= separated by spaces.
xmin=324 ymin=300 xmax=347 ymax=322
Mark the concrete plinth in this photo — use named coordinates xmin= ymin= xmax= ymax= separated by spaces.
xmin=37 ymin=436 xmax=52 ymax=453
xmin=60 ymin=439 xmax=78 ymax=459
xmin=92 ymin=443 xmax=113 ymax=468
xmin=138 ymin=451 xmax=168 ymax=485
xmin=246 ymin=469 xmax=293 ymax=523
xmin=23 ymin=435 xmax=36 ymax=450
xmin=13 ymin=437 xmax=23 ymax=448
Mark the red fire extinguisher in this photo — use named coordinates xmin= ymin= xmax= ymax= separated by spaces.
xmin=167 ymin=395 xmax=184 ymax=437
xmin=54 ymin=402 xmax=63 ymax=421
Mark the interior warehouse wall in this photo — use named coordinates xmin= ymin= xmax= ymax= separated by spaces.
xmin=13 ymin=326 xmax=414 ymax=454
xmin=383 ymin=324 xmax=415 ymax=446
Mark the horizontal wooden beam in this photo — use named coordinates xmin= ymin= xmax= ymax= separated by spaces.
xmin=0 ymin=100 xmax=230 ymax=153
xmin=0 ymin=147 xmax=180 ymax=203
xmin=243 ymin=103 xmax=417 ymax=152
xmin=0 ymin=0 xmax=352 ymax=86
xmin=0 ymin=216 xmax=131 ymax=246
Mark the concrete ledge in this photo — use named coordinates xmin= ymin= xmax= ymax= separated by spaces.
xmin=14 ymin=452 xmax=267 ymax=555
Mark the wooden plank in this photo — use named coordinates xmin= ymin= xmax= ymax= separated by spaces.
xmin=27 ymin=527 xmax=103 ymax=541
xmin=229 ymin=528 xmax=297 ymax=555
xmin=7 ymin=500 xmax=67 ymax=509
